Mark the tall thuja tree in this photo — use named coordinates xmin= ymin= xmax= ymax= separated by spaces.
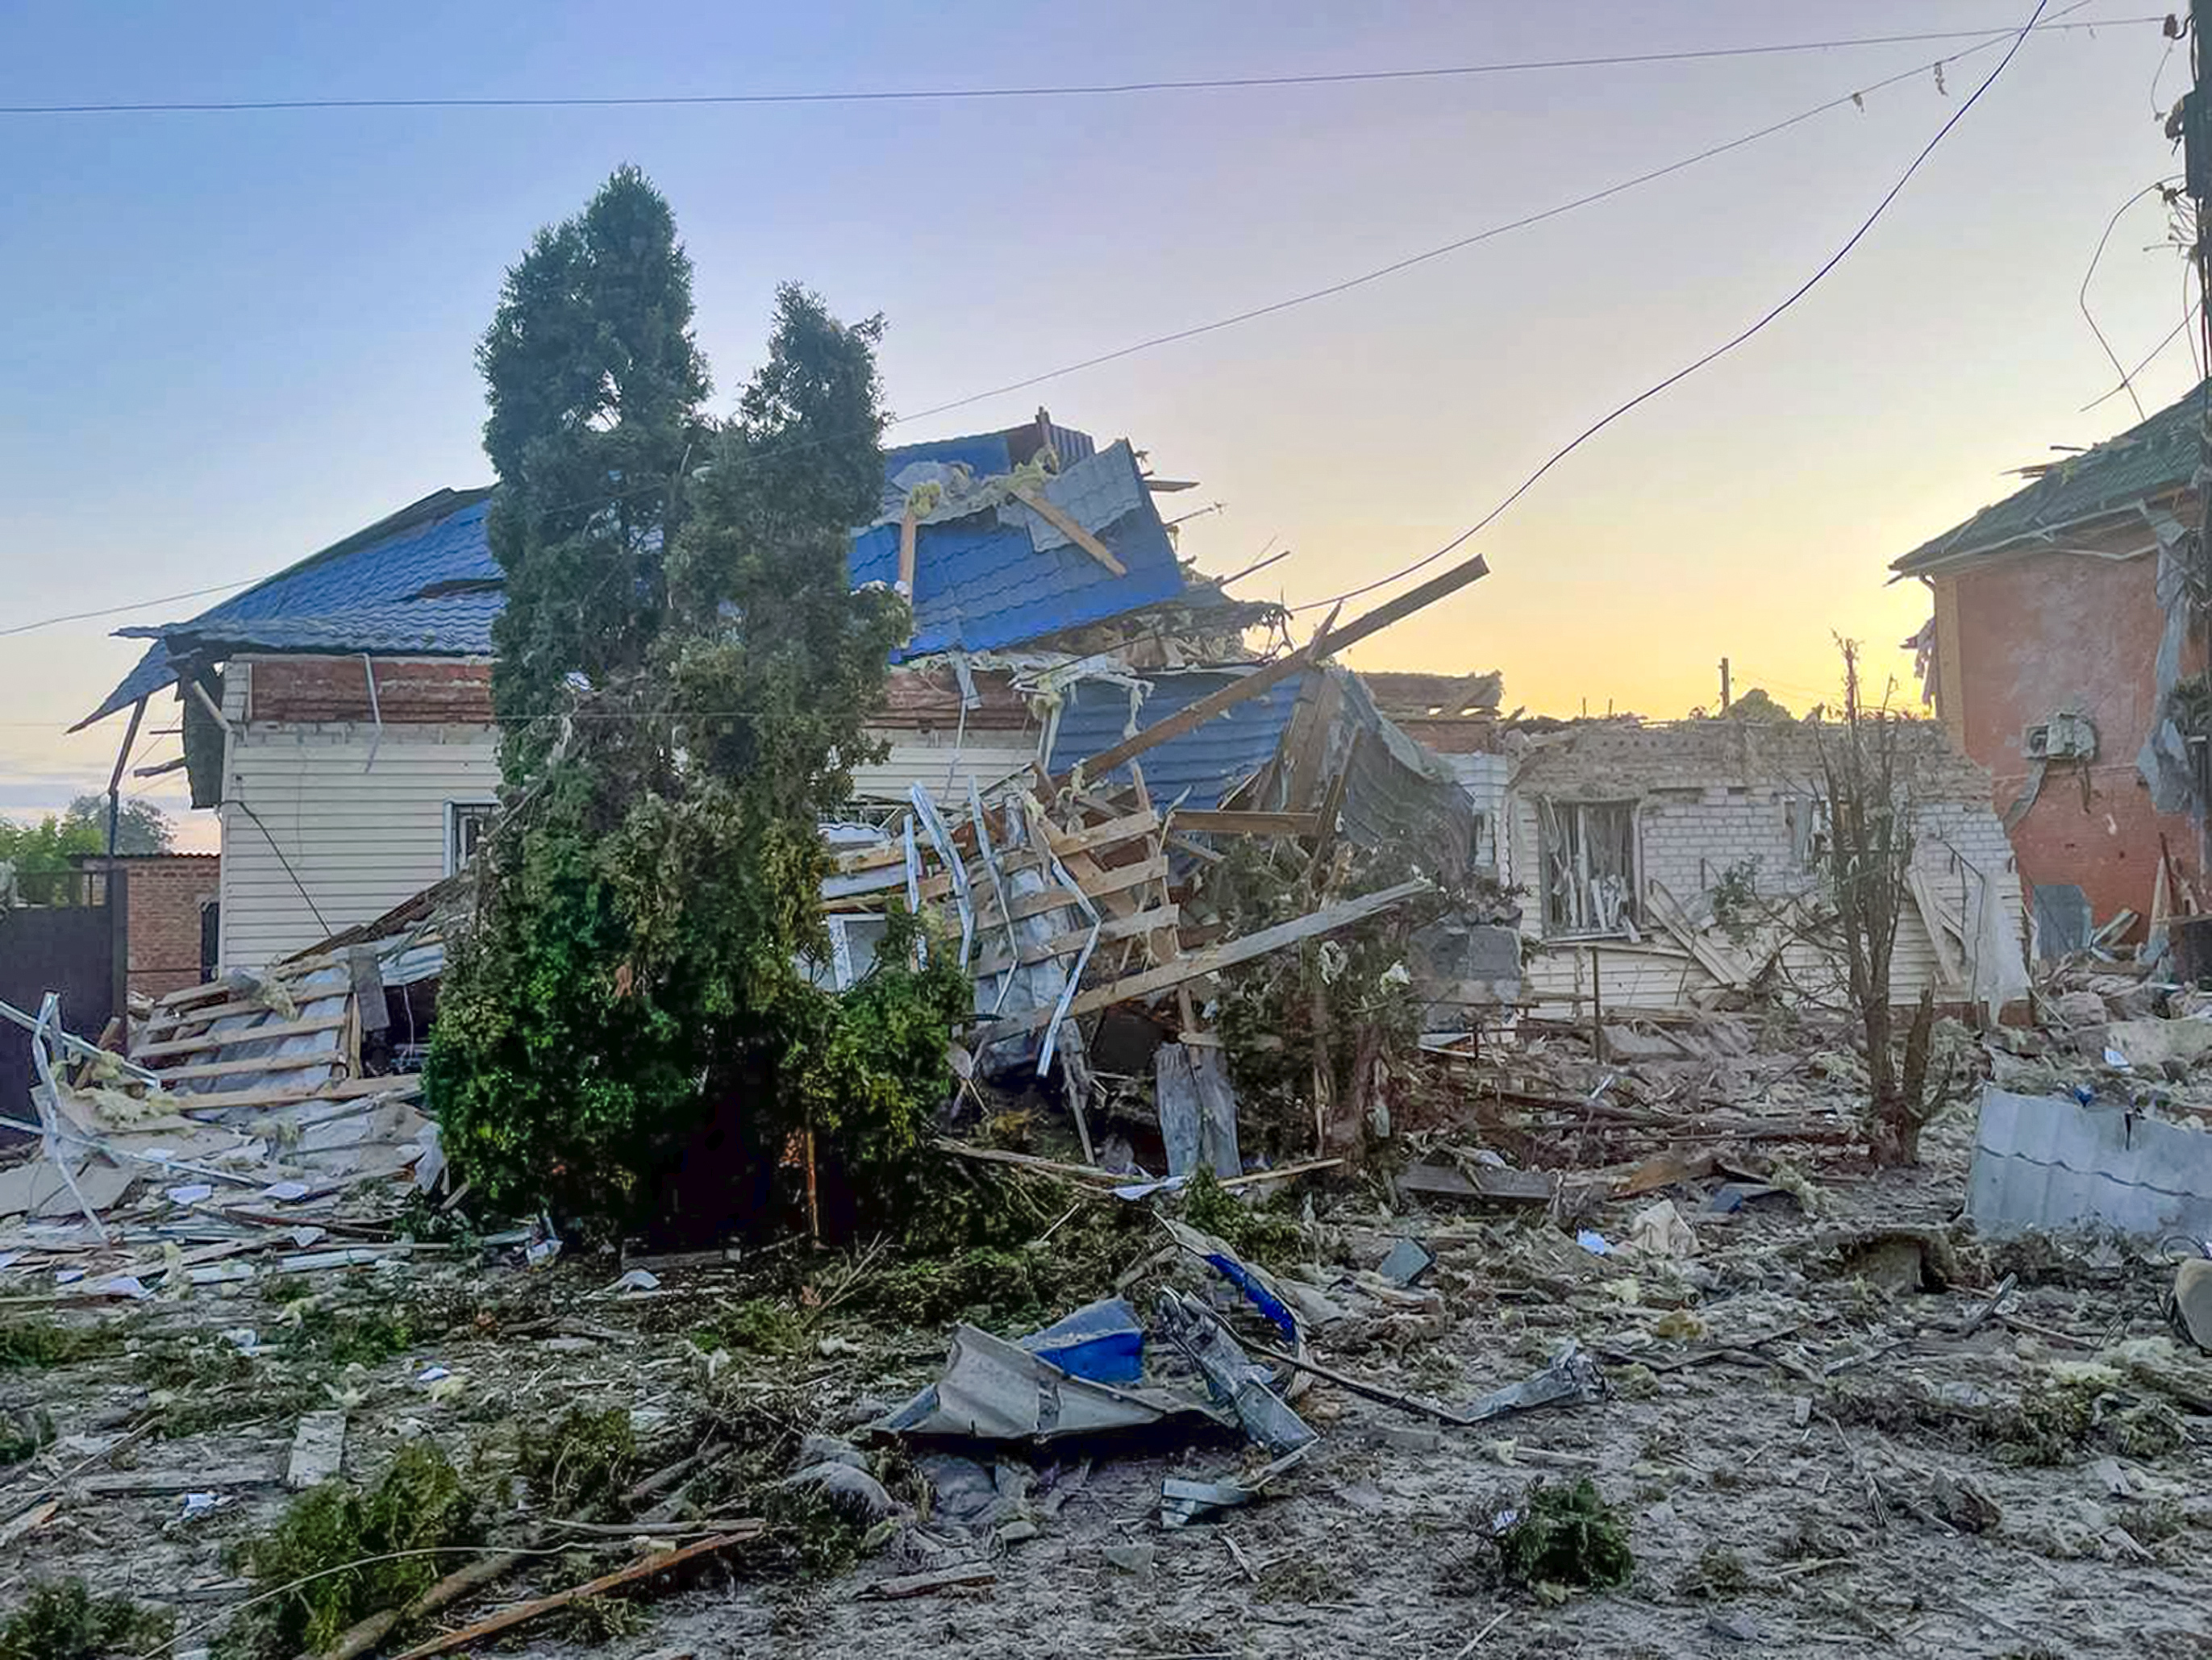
xmin=430 ymin=223 xmax=964 ymax=1236
xmin=478 ymin=164 xmax=710 ymax=780
xmin=614 ymin=286 xmax=966 ymax=1232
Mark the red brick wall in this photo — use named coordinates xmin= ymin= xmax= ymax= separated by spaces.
xmin=248 ymin=656 xmax=494 ymax=724
xmin=1945 ymin=539 xmax=2200 ymax=928
xmin=118 ymin=855 xmax=220 ymax=1001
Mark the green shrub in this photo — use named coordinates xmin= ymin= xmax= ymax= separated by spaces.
xmin=220 ymin=1443 xmax=477 ymax=1658
xmin=0 ymin=1579 xmax=172 ymax=1660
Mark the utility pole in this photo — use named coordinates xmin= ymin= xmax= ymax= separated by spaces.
xmin=2182 ymin=1 xmax=2212 ymax=869
xmin=1718 ymin=656 xmax=1731 ymax=713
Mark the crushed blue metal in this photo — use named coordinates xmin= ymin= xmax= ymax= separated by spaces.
xmin=81 ymin=423 xmax=1199 ymax=726
xmin=1017 ymin=1297 xmax=1144 ymax=1385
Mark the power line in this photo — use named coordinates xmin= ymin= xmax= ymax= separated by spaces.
xmin=0 ymin=580 xmax=256 ymax=639
xmin=2 ymin=19 xmax=2046 ymax=648
xmin=1287 ymin=0 xmax=2055 ymax=618
xmin=0 ymin=16 xmax=2160 ymax=118
xmin=0 ymin=1 xmax=2121 ymax=652
xmin=869 ymin=12 xmax=2110 ymax=426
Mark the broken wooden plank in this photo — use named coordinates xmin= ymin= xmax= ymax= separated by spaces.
xmin=285 ymin=1411 xmax=348 ymax=1489
xmin=1059 ymin=553 xmax=1488 ymax=786
xmin=1397 ymin=1160 xmax=1556 ymax=1206
xmin=1171 ymin=809 xmax=1321 ymax=838
xmin=154 ymin=1048 xmax=348 ymax=1084
xmin=1011 ymin=487 xmax=1126 ymax=576
xmin=1035 ymin=808 xmax=1160 ymax=858
xmin=133 ymin=1015 xmax=348 ymax=1063
xmin=969 ymin=905 xmax=1180 ymax=977
xmin=169 ymin=1073 xmax=421 ymax=1113
xmin=387 ymin=1528 xmax=764 ymax=1660
xmin=859 ymin=1562 xmax=998 ymax=1601
xmin=81 ymin=1465 xmax=281 ymax=1496
xmin=971 ymin=878 xmax=1431 ymax=1044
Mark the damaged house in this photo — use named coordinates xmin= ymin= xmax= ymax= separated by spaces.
xmin=73 ymin=416 xmax=1289 ymax=972
xmin=1489 ymin=718 xmax=2028 ymax=1019
xmin=1892 ymin=379 xmax=2208 ymax=949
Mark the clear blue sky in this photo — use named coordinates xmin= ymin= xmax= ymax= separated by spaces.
xmin=0 ymin=2 xmax=2195 ymax=842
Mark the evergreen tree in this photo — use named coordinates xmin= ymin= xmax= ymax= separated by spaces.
xmin=429 ymin=177 xmax=963 ymax=1239
xmin=477 ymin=164 xmax=710 ymax=780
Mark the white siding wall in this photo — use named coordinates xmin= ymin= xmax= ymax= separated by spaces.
xmin=848 ymin=732 xmax=1037 ymax=805
xmin=218 ymin=669 xmax=499 ymax=969
xmin=1500 ymin=778 xmax=2024 ymax=1015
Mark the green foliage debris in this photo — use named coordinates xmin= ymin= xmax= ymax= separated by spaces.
xmin=0 ymin=1579 xmax=173 ymax=1660
xmin=220 ymin=1443 xmax=478 ymax=1658
xmin=1493 ymin=1479 xmax=1633 ymax=1596
xmin=0 ymin=1317 xmax=120 ymax=1370
xmin=518 ymin=1407 xmax=639 ymax=1517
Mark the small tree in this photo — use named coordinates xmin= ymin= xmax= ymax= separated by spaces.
xmin=1814 ymin=642 xmax=1939 ymax=1165
xmin=64 ymin=797 xmax=173 ymax=855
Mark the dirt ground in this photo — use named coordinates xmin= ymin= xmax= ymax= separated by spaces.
xmin=5 ymin=1089 xmax=2211 ymax=1660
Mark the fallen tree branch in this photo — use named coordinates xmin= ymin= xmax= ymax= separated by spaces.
xmin=385 ymin=1527 xmax=763 ymax=1659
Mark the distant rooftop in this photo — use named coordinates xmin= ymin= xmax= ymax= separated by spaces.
xmin=1892 ymin=381 xmax=2209 ymax=577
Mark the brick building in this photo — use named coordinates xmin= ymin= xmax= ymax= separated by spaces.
xmin=1893 ymin=382 xmax=2207 ymax=942
xmin=80 ymin=852 xmax=221 ymax=1002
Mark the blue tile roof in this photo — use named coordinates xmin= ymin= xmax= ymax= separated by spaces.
xmin=81 ymin=427 xmax=1191 ymax=727
xmin=77 ymin=489 xmax=498 ymax=727
xmin=1045 ymin=668 xmax=1306 ymax=810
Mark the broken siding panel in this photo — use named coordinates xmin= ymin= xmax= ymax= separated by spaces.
xmin=219 ymin=725 xmax=499 ymax=971
xmin=1522 ymin=942 xmax=1716 ymax=1017
xmin=848 ymin=734 xmax=1035 ymax=804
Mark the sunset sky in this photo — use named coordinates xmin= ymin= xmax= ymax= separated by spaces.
xmin=0 ymin=2 xmax=2197 ymax=851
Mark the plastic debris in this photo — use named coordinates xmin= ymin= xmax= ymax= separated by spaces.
xmin=874 ymin=1323 xmax=1224 ymax=1442
xmin=1017 ymin=1297 xmax=1143 ymax=1384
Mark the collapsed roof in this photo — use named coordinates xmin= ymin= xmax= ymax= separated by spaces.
xmin=79 ymin=418 xmax=1252 ymax=730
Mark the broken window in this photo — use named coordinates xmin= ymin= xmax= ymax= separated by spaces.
xmin=1468 ymin=810 xmax=1496 ymax=873
xmin=447 ymin=802 xmax=496 ymax=875
xmin=1539 ymin=799 xmax=1638 ymax=937
xmin=1785 ymin=795 xmax=1832 ymax=871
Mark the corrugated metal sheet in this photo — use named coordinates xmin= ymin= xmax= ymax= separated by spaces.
xmin=852 ymin=440 xmax=1186 ymax=659
xmin=80 ymin=490 xmax=498 ymax=727
xmin=1966 ymin=1087 xmax=2212 ymax=1240
xmin=1045 ymin=668 xmax=1304 ymax=810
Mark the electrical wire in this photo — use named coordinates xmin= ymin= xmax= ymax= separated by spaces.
xmin=2080 ymin=297 xmax=2204 ymax=412
xmin=1285 ymin=0 xmax=2055 ymax=618
xmin=0 ymin=580 xmax=256 ymax=639
xmin=0 ymin=16 xmax=2160 ymax=117
xmin=0 ymin=0 xmax=2126 ymax=649
xmin=2078 ymin=178 xmax=2180 ymax=423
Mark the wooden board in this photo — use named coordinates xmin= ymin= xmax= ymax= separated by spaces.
xmin=156 ymin=1049 xmax=347 ymax=1084
xmin=971 ymin=878 xmax=1430 ymax=1043
xmin=133 ymin=1015 xmax=348 ymax=1063
xmin=1171 ymin=809 xmax=1320 ymax=838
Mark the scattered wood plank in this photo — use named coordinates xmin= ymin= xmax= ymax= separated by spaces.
xmin=1398 ymin=1161 xmax=1555 ymax=1206
xmin=80 ymin=1466 xmax=281 ymax=1496
xmin=969 ymin=905 xmax=1180 ymax=977
xmin=858 ymin=1562 xmax=998 ymax=1600
xmin=285 ymin=1411 xmax=348 ymax=1490
xmin=971 ymin=878 xmax=1431 ymax=1044
xmin=386 ymin=1528 xmax=764 ymax=1660
xmin=1011 ymin=487 xmax=1126 ymax=576
xmin=167 ymin=1073 xmax=421 ymax=1112
xmin=1035 ymin=808 xmax=1160 ymax=859
xmin=153 ymin=1048 xmax=348 ymax=1084
xmin=133 ymin=1015 xmax=348 ymax=1063
xmin=933 ymin=1140 xmax=1119 ymax=1186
